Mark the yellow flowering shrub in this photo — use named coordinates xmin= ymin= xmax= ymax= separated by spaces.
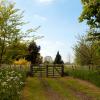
xmin=13 ymin=58 xmax=30 ymax=65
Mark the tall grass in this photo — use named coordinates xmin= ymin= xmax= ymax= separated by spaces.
xmin=65 ymin=67 xmax=100 ymax=87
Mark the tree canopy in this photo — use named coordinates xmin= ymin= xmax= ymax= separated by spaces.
xmin=0 ymin=0 xmax=39 ymax=65
xmin=26 ymin=41 xmax=41 ymax=64
xmin=74 ymin=0 xmax=100 ymax=67
xmin=79 ymin=0 xmax=100 ymax=29
xmin=79 ymin=0 xmax=100 ymax=40
xmin=74 ymin=35 xmax=100 ymax=66
xmin=0 ymin=1 xmax=25 ymax=65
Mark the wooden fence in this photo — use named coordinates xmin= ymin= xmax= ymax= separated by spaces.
xmin=33 ymin=64 xmax=64 ymax=77
xmin=0 ymin=64 xmax=64 ymax=77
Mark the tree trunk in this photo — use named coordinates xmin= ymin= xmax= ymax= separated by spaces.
xmin=0 ymin=60 xmax=2 ymax=67
xmin=30 ymin=63 xmax=33 ymax=77
xmin=89 ymin=65 xmax=90 ymax=70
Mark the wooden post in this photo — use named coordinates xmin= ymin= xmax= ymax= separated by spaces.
xmin=46 ymin=65 xmax=48 ymax=77
xmin=39 ymin=64 xmax=42 ymax=78
xmin=53 ymin=65 xmax=55 ymax=77
xmin=30 ymin=64 xmax=33 ymax=77
xmin=61 ymin=64 xmax=64 ymax=77
xmin=72 ymin=65 xmax=74 ymax=70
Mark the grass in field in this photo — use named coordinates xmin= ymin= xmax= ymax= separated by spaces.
xmin=21 ymin=77 xmax=100 ymax=100
xmin=65 ymin=67 xmax=100 ymax=87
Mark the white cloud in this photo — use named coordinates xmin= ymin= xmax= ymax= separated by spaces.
xmin=37 ymin=0 xmax=55 ymax=4
xmin=33 ymin=14 xmax=47 ymax=21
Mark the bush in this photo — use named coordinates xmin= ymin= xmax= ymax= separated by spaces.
xmin=13 ymin=58 xmax=30 ymax=65
xmin=0 ymin=66 xmax=26 ymax=100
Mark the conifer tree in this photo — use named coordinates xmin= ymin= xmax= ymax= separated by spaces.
xmin=54 ymin=51 xmax=64 ymax=64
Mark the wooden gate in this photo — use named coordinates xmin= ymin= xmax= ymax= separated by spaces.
xmin=33 ymin=64 xmax=64 ymax=77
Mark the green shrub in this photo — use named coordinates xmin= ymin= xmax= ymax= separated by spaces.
xmin=0 ymin=66 xmax=26 ymax=100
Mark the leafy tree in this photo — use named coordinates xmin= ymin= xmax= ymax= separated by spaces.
xmin=79 ymin=0 xmax=100 ymax=40
xmin=79 ymin=0 xmax=100 ymax=28
xmin=26 ymin=41 xmax=40 ymax=76
xmin=0 ymin=1 xmax=25 ymax=66
xmin=74 ymin=35 xmax=100 ymax=69
xmin=77 ymin=0 xmax=100 ymax=68
xmin=0 ymin=0 xmax=37 ymax=66
xmin=54 ymin=51 xmax=64 ymax=64
xmin=5 ymin=41 xmax=28 ymax=64
xmin=36 ymin=54 xmax=43 ymax=64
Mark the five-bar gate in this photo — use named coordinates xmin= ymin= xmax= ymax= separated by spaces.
xmin=33 ymin=64 xmax=64 ymax=77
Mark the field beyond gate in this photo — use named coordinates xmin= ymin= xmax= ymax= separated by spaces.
xmin=32 ymin=64 xmax=64 ymax=77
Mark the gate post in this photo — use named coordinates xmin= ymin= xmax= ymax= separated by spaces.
xmin=46 ymin=65 xmax=48 ymax=77
xmin=61 ymin=64 xmax=64 ymax=77
xmin=39 ymin=64 xmax=42 ymax=78
xmin=53 ymin=65 xmax=55 ymax=77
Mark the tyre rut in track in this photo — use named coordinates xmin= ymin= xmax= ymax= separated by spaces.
xmin=56 ymin=78 xmax=95 ymax=100
xmin=40 ymin=78 xmax=65 ymax=100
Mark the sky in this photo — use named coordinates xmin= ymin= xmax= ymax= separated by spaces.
xmin=10 ymin=0 xmax=88 ymax=62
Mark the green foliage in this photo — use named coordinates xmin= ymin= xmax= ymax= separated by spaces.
xmin=4 ymin=42 xmax=28 ymax=64
xmin=79 ymin=0 xmax=100 ymax=41
xmin=26 ymin=41 xmax=41 ymax=76
xmin=27 ymin=41 xmax=41 ymax=64
xmin=54 ymin=51 xmax=64 ymax=64
xmin=0 ymin=1 xmax=25 ymax=65
xmin=0 ymin=0 xmax=38 ymax=65
xmin=66 ymin=68 xmax=100 ymax=87
xmin=79 ymin=0 xmax=100 ymax=29
xmin=0 ymin=66 xmax=26 ymax=100
xmin=76 ymin=0 xmax=100 ymax=66
xmin=74 ymin=35 xmax=100 ymax=66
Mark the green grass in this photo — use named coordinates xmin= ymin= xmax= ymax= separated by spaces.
xmin=65 ymin=67 xmax=100 ymax=87
xmin=46 ymin=78 xmax=78 ymax=100
xmin=60 ymin=77 xmax=100 ymax=100
xmin=21 ymin=77 xmax=100 ymax=100
xmin=21 ymin=78 xmax=47 ymax=100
